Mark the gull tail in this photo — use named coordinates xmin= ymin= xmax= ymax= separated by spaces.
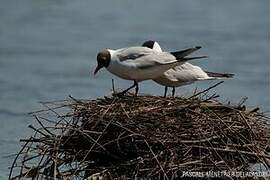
xmin=170 ymin=46 xmax=201 ymax=59
xmin=182 ymin=55 xmax=208 ymax=61
xmin=175 ymin=55 xmax=208 ymax=64
xmin=205 ymin=71 xmax=235 ymax=79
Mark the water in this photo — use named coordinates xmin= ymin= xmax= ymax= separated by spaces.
xmin=1 ymin=0 xmax=270 ymax=178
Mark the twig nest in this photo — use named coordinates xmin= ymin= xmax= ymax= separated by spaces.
xmin=9 ymin=93 xmax=270 ymax=179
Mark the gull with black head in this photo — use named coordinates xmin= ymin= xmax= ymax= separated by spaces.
xmin=94 ymin=45 xmax=205 ymax=96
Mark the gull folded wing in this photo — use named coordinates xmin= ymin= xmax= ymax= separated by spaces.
xmin=170 ymin=46 xmax=201 ymax=59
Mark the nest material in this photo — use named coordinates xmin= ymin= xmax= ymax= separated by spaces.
xmin=9 ymin=86 xmax=270 ymax=179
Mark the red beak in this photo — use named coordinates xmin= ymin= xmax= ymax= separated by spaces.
xmin=93 ymin=65 xmax=101 ymax=75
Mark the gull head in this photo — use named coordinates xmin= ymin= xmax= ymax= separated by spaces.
xmin=94 ymin=49 xmax=111 ymax=75
xmin=142 ymin=40 xmax=162 ymax=52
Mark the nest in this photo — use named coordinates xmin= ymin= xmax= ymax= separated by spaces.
xmin=9 ymin=83 xmax=270 ymax=179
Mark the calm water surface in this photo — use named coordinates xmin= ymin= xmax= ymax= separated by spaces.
xmin=1 ymin=0 xmax=270 ymax=178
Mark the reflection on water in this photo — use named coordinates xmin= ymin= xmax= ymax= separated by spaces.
xmin=1 ymin=0 xmax=270 ymax=178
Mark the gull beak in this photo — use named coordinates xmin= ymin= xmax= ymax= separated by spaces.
xmin=93 ymin=65 xmax=102 ymax=75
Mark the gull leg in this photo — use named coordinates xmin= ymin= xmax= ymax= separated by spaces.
xmin=134 ymin=81 xmax=139 ymax=96
xmin=163 ymin=86 xmax=168 ymax=98
xmin=117 ymin=80 xmax=137 ymax=96
xmin=172 ymin=87 xmax=175 ymax=97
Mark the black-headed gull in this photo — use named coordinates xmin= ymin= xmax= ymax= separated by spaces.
xmin=142 ymin=40 xmax=234 ymax=97
xmin=94 ymin=45 xmax=205 ymax=96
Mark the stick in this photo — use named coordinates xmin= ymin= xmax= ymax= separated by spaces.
xmin=188 ymin=81 xmax=224 ymax=99
xmin=144 ymin=140 xmax=169 ymax=180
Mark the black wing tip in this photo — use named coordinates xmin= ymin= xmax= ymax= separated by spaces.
xmin=226 ymin=73 xmax=235 ymax=78
xmin=222 ymin=73 xmax=235 ymax=78
xmin=206 ymin=72 xmax=235 ymax=78
xmin=182 ymin=55 xmax=208 ymax=61
xmin=200 ymin=55 xmax=208 ymax=58
xmin=195 ymin=46 xmax=202 ymax=49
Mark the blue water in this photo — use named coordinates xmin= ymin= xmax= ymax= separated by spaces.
xmin=1 ymin=0 xmax=270 ymax=178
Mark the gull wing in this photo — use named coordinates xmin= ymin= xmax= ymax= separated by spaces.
xmin=132 ymin=52 xmax=178 ymax=70
xmin=116 ymin=47 xmax=154 ymax=62
xmin=115 ymin=47 xmax=178 ymax=68
xmin=172 ymin=63 xmax=208 ymax=80
xmin=170 ymin=46 xmax=201 ymax=59
xmin=114 ymin=46 xmax=204 ymax=70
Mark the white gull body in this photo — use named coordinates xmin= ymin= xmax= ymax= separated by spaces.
xmin=106 ymin=47 xmax=192 ymax=81
xmin=149 ymin=42 xmax=232 ymax=87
